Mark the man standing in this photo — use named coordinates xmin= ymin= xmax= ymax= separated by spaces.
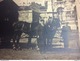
xmin=61 ymin=23 xmax=71 ymax=48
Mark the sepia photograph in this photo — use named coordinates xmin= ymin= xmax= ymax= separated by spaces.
xmin=0 ymin=0 xmax=80 ymax=60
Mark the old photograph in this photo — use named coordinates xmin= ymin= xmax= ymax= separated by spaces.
xmin=0 ymin=0 xmax=80 ymax=60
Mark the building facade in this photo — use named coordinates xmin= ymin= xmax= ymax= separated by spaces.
xmin=42 ymin=0 xmax=77 ymax=30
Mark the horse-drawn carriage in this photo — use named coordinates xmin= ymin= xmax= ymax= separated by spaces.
xmin=0 ymin=10 xmax=60 ymax=50
xmin=9 ymin=10 xmax=43 ymax=49
xmin=0 ymin=0 xmax=65 ymax=52
xmin=12 ymin=11 xmax=60 ymax=50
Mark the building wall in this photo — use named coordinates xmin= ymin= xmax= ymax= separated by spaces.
xmin=18 ymin=0 xmax=78 ymax=30
xmin=75 ymin=0 xmax=80 ymax=44
xmin=44 ymin=0 xmax=77 ymax=30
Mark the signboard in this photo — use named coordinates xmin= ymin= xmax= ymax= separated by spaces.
xmin=18 ymin=10 xmax=32 ymax=23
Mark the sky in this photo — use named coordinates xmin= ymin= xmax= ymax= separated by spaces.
xmin=13 ymin=0 xmax=48 ymax=6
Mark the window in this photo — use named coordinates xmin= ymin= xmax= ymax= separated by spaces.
xmin=69 ymin=0 xmax=75 ymax=3
xmin=57 ymin=0 xmax=62 ymax=1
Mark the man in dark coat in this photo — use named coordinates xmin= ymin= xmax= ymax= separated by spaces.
xmin=61 ymin=23 xmax=71 ymax=48
xmin=42 ymin=16 xmax=60 ymax=51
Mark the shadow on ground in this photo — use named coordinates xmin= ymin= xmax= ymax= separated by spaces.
xmin=0 ymin=42 xmax=80 ymax=54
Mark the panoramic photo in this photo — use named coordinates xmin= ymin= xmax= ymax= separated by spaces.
xmin=0 ymin=0 xmax=80 ymax=60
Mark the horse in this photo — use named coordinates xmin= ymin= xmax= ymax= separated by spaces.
xmin=12 ymin=21 xmax=43 ymax=50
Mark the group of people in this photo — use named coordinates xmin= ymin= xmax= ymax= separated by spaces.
xmin=37 ymin=17 xmax=60 ymax=52
xmin=38 ymin=16 xmax=71 ymax=52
